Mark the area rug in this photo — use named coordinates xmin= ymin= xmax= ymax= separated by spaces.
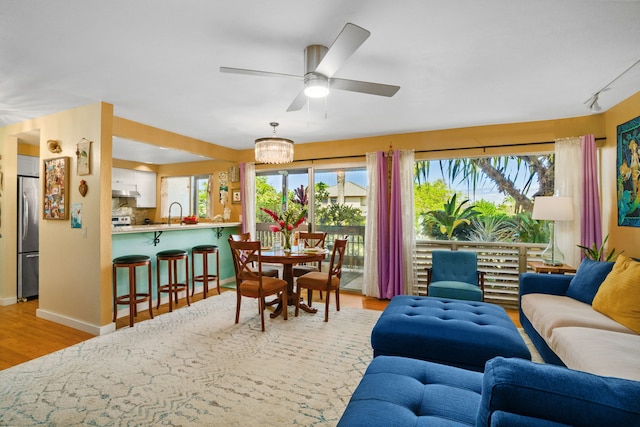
xmin=519 ymin=328 xmax=544 ymax=363
xmin=0 ymin=292 xmax=381 ymax=426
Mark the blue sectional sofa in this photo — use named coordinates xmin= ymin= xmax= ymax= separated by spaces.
xmin=519 ymin=257 xmax=640 ymax=381
xmin=338 ymin=355 xmax=640 ymax=426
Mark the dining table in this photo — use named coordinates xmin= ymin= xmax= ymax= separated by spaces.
xmin=257 ymin=247 xmax=328 ymax=318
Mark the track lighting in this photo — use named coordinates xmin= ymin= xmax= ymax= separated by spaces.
xmin=588 ymin=94 xmax=602 ymax=112
xmin=584 ymin=57 xmax=640 ymax=113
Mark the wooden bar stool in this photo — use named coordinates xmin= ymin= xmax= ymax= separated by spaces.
xmin=191 ymin=244 xmax=220 ymax=298
xmin=156 ymin=249 xmax=190 ymax=312
xmin=112 ymin=254 xmax=154 ymax=327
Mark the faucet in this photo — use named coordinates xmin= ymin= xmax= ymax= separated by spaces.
xmin=168 ymin=202 xmax=183 ymax=226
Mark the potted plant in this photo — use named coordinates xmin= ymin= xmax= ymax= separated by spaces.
xmin=577 ymin=235 xmax=622 ymax=262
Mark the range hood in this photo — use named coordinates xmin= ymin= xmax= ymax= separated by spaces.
xmin=112 ymin=189 xmax=141 ymax=198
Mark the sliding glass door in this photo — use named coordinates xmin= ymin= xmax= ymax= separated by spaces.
xmin=313 ymin=167 xmax=367 ymax=291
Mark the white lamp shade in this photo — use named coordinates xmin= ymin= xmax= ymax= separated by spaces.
xmin=532 ymin=196 xmax=574 ymax=221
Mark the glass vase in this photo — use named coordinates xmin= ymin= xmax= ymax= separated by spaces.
xmin=283 ymin=232 xmax=292 ymax=252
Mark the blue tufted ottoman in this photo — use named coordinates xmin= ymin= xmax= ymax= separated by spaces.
xmin=338 ymin=355 xmax=484 ymax=426
xmin=371 ymin=295 xmax=531 ymax=371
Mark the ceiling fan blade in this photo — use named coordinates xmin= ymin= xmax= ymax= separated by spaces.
xmin=220 ymin=67 xmax=303 ymax=80
xmin=286 ymin=90 xmax=308 ymax=112
xmin=314 ymin=23 xmax=370 ymax=78
xmin=331 ymin=78 xmax=400 ymax=97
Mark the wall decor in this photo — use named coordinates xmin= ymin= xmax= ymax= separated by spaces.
xmin=232 ymin=189 xmax=241 ymax=204
xmin=218 ymin=171 xmax=229 ymax=206
xmin=617 ymin=115 xmax=640 ymax=227
xmin=76 ymin=138 xmax=92 ymax=176
xmin=43 ymin=157 xmax=69 ymax=220
xmin=71 ymin=203 xmax=82 ymax=229
xmin=47 ymin=139 xmax=62 ymax=154
xmin=78 ymin=179 xmax=88 ymax=197
xmin=229 ymin=165 xmax=240 ymax=182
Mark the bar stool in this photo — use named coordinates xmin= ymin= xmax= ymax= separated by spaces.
xmin=112 ymin=254 xmax=154 ymax=327
xmin=156 ymin=249 xmax=190 ymax=312
xmin=191 ymin=244 xmax=220 ymax=298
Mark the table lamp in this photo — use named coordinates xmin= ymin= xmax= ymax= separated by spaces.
xmin=532 ymin=196 xmax=574 ymax=266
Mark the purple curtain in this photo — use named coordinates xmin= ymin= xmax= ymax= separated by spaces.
xmin=581 ymin=135 xmax=602 ymax=258
xmin=376 ymin=152 xmax=390 ymax=296
xmin=385 ymin=149 xmax=405 ymax=298
xmin=240 ymin=162 xmax=247 ymax=234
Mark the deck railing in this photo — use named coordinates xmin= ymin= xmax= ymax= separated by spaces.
xmin=256 ymin=223 xmax=547 ymax=309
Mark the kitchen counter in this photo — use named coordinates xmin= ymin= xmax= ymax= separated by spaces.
xmin=112 ymin=222 xmax=241 ymax=234
xmin=112 ymin=222 xmax=242 ymax=304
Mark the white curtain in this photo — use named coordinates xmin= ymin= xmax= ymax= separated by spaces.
xmin=555 ymin=137 xmax=582 ymax=267
xmin=398 ymin=150 xmax=416 ymax=295
xmin=243 ymin=163 xmax=256 ymax=237
xmin=207 ymin=174 xmax=214 ymax=218
xmin=160 ymin=177 xmax=169 ymax=217
xmin=363 ymin=152 xmax=380 ymax=298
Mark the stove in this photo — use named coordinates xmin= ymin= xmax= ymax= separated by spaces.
xmin=111 ymin=215 xmax=131 ymax=227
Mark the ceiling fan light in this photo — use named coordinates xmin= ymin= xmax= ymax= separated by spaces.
xmin=255 ymin=122 xmax=294 ymax=164
xmin=304 ymin=74 xmax=329 ymax=98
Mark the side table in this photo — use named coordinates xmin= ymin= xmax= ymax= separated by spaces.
xmin=527 ymin=261 xmax=576 ymax=274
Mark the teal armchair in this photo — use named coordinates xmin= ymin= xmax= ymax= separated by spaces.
xmin=426 ymin=250 xmax=485 ymax=301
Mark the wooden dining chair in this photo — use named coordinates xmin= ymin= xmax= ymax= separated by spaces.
xmin=293 ymin=231 xmax=327 ymax=304
xmin=229 ymin=233 xmax=280 ymax=278
xmin=295 ymin=237 xmax=348 ymax=322
xmin=228 ymin=239 xmax=288 ymax=331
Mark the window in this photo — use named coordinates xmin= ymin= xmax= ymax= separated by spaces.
xmin=161 ymin=175 xmax=212 ymax=218
xmin=414 ymin=154 xmax=553 ymax=243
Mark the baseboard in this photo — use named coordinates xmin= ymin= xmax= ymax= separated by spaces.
xmin=36 ymin=308 xmax=115 ymax=336
xmin=38 ymin=278 xmax=238 ymax=336
xmin=0 ymin=296 xmax=18 ymax=306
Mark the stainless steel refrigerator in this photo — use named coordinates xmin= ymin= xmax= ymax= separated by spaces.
xmin=18 ymin=176 xmax=39 ymax=300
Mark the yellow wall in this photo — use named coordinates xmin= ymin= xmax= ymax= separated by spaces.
xmin=0 ymin=102 xmax=114 ymax=332
xmin=601 ymin=91 xmax=640 ymax=258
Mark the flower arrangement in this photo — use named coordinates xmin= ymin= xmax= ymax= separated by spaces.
xmin=261 ymin=205 xmax=307 ymax=251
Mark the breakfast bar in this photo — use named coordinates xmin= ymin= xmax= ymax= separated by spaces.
xmin=112 ymin=222 xmax=241 ymax=307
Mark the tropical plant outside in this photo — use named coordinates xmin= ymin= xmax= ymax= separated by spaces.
xmin=415 ymin=154 xmax=554 ymax=243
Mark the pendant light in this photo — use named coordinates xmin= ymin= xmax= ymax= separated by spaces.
xmin=255 ymin=122 xmax=294 ymax=164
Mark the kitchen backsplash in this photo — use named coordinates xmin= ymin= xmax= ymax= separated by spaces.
xmin=112 ymin=197 xmax=154 ymax=225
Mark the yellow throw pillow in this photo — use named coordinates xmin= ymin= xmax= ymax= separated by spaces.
xmin=592 ymin=255 xmax=640 ymax=334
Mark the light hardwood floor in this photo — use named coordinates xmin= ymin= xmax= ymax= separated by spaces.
xmin=0 ymin=290 xmax=519 ymax=371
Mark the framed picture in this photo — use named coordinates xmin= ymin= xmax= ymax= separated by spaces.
xmin=232 ymin=189 xmax=241 ymax=204
xmin=71 ymin=202 xmax=82 ymax=229
xmin=617 ymin=115 xmax=640 ymax=227
xmin=43 ymin=157 xmax=69 ymax=220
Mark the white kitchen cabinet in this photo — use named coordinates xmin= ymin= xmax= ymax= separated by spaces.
xmin=134 ymin=170 xmax=157 ymax=207
xmin=112 ymin=168 xmax=157 ymax=207
xmin=112 ymin=168 xmax=136 ymax=192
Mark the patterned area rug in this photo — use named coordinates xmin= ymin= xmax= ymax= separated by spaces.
xmin=519 ymin=328 xmax=544 ymax=363
xmin=0 ymin=292 xmax=381 ymax=426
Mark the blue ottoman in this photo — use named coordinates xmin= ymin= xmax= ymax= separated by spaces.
xmin=371 ymin=295 xmax=530 ymax=371
xmin=338 ymin=355 xmax=483 ymax=426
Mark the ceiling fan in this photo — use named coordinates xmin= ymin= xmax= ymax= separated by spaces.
xmin=220 ymin=23 xmax=400 ymax=112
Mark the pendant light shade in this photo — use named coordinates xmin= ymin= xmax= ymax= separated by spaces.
xmin=255 ymin=122 xmax=294 ymax=164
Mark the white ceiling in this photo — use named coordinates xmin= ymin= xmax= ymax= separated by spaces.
xmin=2 ymin=1 xmax=640 ymax=164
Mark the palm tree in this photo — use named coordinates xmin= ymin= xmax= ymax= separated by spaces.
xmin=423 ymin=194 xmax=479 ymax=240
xmin=415 ymin=154 xmax=554 ymax=213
